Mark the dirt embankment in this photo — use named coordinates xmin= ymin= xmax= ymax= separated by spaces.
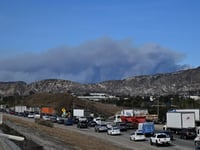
xmin=3 ymin=115 xmax=128 ymax=150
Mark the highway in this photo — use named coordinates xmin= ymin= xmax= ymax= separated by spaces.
xmin=2 ymin=114 xmax=195 ymax=150
xmin=55 ymin=122 xmax=194 ymax=150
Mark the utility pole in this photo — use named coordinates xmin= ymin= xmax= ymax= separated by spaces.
xmin=157 ymin=97 xmax=159 ymax=120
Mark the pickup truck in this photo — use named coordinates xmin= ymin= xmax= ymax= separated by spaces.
xmin=150 ymin=133 xmax=171 ymax=146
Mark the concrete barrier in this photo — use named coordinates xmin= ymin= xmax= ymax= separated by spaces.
xmin=0 ymin=133 xmax=24 ymax=141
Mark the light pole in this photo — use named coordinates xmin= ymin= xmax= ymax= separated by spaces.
xmin=157 ymin=97 xmax=159 ymax=120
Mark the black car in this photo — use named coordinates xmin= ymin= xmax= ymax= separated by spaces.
xmin=77 ymin=120 xmax=88 ymax=128
xmin=88 ymin=120 xmax=97 ymax=127
xmin=179 ymin=128 xmax=196 ymax=139
xmin=160 ymin=130 xmax=174 ymax=140
xmin=115 ymin=122 xmax=127 ymax=131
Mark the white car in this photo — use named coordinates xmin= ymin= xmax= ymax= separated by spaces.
xmin=130 ymin=130 xmax=146 ymax=141
xmin=107 ymin=126 xmax=121 ymax=135
xmin=34 ymin=113 xmax=41 ymax=119
xmin=27 ymin=112 xmax=34 ymax=118
xmin=42 ymin=115 xmax=51 ymax=120
xmin=150 ymin=133 xmax=171 ymax=146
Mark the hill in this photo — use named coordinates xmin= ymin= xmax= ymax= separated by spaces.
xmin=20 ymin=93 xmax=121 ymax=117
xmin=1 ymin=67 xmax=200 ymax=97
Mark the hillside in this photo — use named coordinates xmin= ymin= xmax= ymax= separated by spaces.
xmin=20 ymin=93 xmax=122 ymax=117
xmin=0 ymin=67 xmax=200 ymax=97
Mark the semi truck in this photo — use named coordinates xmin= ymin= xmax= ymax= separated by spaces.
xmin=114 ymin=109 xmax=146 ymax=129
xmin=164 ymin=111 xmax=195 ymax=133
xmin=14 ymin=106 xmax=27 ymax=115
xmin=41 ymin=107 xmax=55 ymax=115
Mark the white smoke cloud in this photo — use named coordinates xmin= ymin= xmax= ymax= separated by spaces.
xmin=0 ymin=37 xmax=189 ymax=83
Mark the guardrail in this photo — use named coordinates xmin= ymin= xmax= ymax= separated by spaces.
xmin=0 ymin=113 xmax=24 ymax=141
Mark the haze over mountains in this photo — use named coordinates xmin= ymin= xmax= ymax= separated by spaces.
xmin=0 ymin=38 xmax=190 ymax=84
xmin=0 ymin=67 xmax=200 ymax=97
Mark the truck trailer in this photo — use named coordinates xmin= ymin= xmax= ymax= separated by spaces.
xmin=165 ymin=111 xmax=195 ymax=133
xmin=175 ymin=109 xmax=200 ymax=126
xmin=15 ymin=106 xmax=27 ymax=113
xmin=73 ymin=109 xmax=84 ymax=118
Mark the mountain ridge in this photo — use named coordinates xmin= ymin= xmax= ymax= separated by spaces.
xmin=0 ymin=67 xmax=200 ymax=96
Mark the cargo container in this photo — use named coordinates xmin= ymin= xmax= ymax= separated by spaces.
xmin=41 ymin=107 xmax=55 ymax=115
xmin=14 ymin=106 xmax=27 ymax=113
xmin=175 ymin=109 xmax=200 ymax=122
xmin=165 ymin=111 xmax=195 ymax=133
xmin=73 ymin=109 xmax=84 ymax=118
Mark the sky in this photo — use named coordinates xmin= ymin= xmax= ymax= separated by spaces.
xmin=0 ymin=0 xmax=199 ymax=83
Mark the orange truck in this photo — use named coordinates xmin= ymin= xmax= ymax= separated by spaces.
xmin=41 ymin=107 xmax=55 ymax=115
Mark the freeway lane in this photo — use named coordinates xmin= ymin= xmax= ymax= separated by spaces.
xmin=3 ymin=114 xmax=195 ymax=150
xmin=56 ymin=123 xmax=194 ymax=150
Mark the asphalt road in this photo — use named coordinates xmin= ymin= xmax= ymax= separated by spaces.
xmin=55 ymin=122 xmax=194 ymax=150
xmin=2 ymin=114 xmax=195 ymax=150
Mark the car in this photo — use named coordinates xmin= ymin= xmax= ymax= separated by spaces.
xmin=88 ymin=120 xmax=97 ymax=127
xmin=160 ymin=130 xmax=174 ymax=140
xmin=150 ymin=133 xmax=171 ymax=146
xmin=77 ymin=120 xmax=88 ymax=128
xmin=196 ymin=147 xmax=200 ymax=150
xmin=179 ymin=128 xmax=196 ymax=139
xmin=34 ymin=113 xmax=41 ymax=119
xmin=49 ymin=115 xmax=57 ymax=122
xmin=56 ymin=116 xmax=64 ymax=124
xmin=64 ymin=118 xmax=73 ymax=126
xmin=130 ymin=130 xmax=146 ymax=141
xmin=94 ymin=124 xmax=107 ymax=132
xmin=107 ymin=126 xmax=121 ymax=135
xmin=27 ymin=112 xmax=35 ymax=118
xmin=116 ymin=122 xmax=127 ymax=131
xmin=42 ymin=115 xmax=51 ymax=120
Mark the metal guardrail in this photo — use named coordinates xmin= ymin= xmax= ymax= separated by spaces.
xmin=0 ymin=113 xmax=24 ymax=141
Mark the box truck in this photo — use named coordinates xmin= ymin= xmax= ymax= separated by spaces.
xmin=175 ymin=109 xmax=200 ymax=120
xmin=164 ymin=111 xmax=195 ymax=133
xmin=73 ymin=109 xmax=84 ymax=118
xmin=138 ymin=122 xmax=154 ymax=136
xmin=14 ymin=106 xmax=27 ymax=115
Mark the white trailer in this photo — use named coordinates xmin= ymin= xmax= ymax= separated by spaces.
xmin=165 ymin=111 xmax=195 ymax=132
xmin=73 ymin=109 xmax=84 ymax=118
xmin=14 ymin=106 xmax=27 ymax=113
xmin=175 ymin=109 xmax=200 ymax=121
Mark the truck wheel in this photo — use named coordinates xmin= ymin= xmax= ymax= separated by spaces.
xmin=167 ymin=142 xmax=170 ymax=146
xmin=150 ymin=140 xmax=153 ymax=145
xmin=156 ymin=141 xmax=159 ymax=147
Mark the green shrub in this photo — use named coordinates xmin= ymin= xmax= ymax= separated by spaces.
xmin=35 ymin=119 xmax=54 ymax=128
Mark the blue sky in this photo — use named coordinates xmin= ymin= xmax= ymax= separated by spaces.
xmin=0 ymin=0 xmax=199 ymax=83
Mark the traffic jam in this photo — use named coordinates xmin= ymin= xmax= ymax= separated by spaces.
xmin=1 ymin=106 xmax=198 ymax=150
